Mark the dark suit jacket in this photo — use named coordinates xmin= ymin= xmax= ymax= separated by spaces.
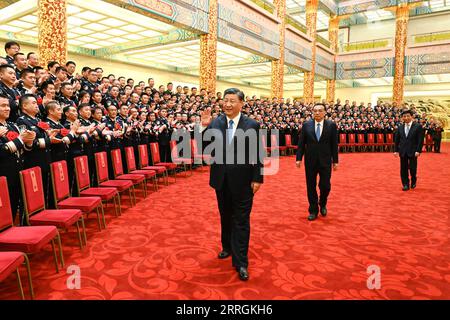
xmin=296 ymin=119 xmax=339 ymax=167
xmin=395 ymin=122 xmax=424 ymax=157
xmin=205 ymin=114 xmax=263 ymax=192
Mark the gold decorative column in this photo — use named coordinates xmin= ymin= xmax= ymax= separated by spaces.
xmin=303 ymin=0 xmax=319 ymax=104
xmin=38 ymin=0 xmax=68 ymax=68
xmin=271 ymin=0 xmax=286 ymax=99
xmin=200 ymin=0 xmax=218 ymax=94
xmin=392 ymin=3 xmax=409 ymax=106
xmin=326 ymin=15 xmax=340 ymax=103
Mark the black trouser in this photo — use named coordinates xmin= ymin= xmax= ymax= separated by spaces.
xmin=305 ymin=164 xmax=332 ymax=214
xmin=159 ymin=143 xmax=170 ymax=163
xmin=7 ymin=175 xmax=24 ymax=225
xmin=215 ymin=177 xmax=254 ymax=269
xmin=434 ymin=139 xmax=441 ymax=153
xmin=400 ymin=155 xmax=417 ymax=186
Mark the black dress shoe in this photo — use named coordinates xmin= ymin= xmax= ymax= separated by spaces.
xmin=237 ymin=267 xmax=249 ymax=281
xmin=411 ymin=184 xmax=416 ymax=189
xmin=402 ymin=185 xmax=410 ymax=191
xmin=308 ymin=213 xmax=318 ymax=221
xmin=218 ymin=251 xmax=230 ymax=259
xmin=320 ymin=206 xmax=327 ymax=217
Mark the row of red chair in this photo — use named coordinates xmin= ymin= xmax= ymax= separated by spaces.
xmin=339 ymin=133 xmax=395 ymax=152
xmin=0 ymin=141 xmax=209 ymax=299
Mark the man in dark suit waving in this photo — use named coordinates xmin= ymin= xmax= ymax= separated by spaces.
xmin=296 ymin=104 xmax=339 ymax=221
xmin=394 ymin=110 xmax=423 ymax=191
xmin=200 ymin=88 xmax=263 ymax=281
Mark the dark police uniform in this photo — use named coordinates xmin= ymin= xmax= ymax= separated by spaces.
xmin=0 ymin=81 xmax=21 ymax=122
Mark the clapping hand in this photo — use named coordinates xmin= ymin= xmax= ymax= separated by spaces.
xmin=21 ymin=130 xmax=36 ymax=146
xmin=0 ymin=127 xmax=7 ymax=137
xmin=200 ymin=108 xmax=212 ymax=127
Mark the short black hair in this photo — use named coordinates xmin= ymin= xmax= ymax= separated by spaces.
xmin=33 ymin=66 xmax=44 ymax=72
xmin=5 ymin=41 xmax=20 ymax=51
xmin=313 ymin=103 xmax=326 ymax=110
xmin=26 ymin=52 xmax=36 ymax=59
xmin=20 ymin=69 xmax=34 ymax=79
xmin=0 ymin=64 xmax=15 ymax=73
xmin=81 ymin=66 xmax=91 ymax=73
xmin=47 ymin=61 xmax=59 ymax=70
xmin=19 ymin=94 xmax=36 ymax=109
xmin=13 ymin=52 xmax=25 ymax=60
xmin=223 ymin=88 xmax=244 ymax=101
xmin=66 ymin=61 xmax=76 ymax=67
xmin=77 ymin=103 xmax=91 ymax=112
xmin=401 ymin=110 xmax=413 ymax=116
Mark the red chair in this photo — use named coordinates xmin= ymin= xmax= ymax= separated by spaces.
xmin=124 ymin=147 xmax=158 ymax=191
xmin=261 ymin=134 xmax=270 ymax=156
xmin=376 ymin=133 xmax=386 ymax=152
xmin=95 ymin=152 xmax=136 ymax=207
xmin=348 ymin=134 xmax=356 ymax=152
xmin=191 ymin=139 xmax=211 ymax=171
xmin=150 ymin=142 xmax=177 ymax=182
xmin=74 ymin=156 xmax=121 ymax=217
xmin=111 ymin=149 xmax=147 ymax=198
xmin=20 ymin=167 xmax=86 ymax=249
xmin=284 ymin=134 xmax=298 ymax=155
xmin=338 ymin=133 xmax=347 ymax=152
xmin=424 ymin=134 xmax=434 ymax=152
xmin=0 ymin=176 xmax=64 ymax=273
xmin=367 ymin=133 xmax=375 ymax=152
xmin=270 ymin=134 xmax=287 ymax=156
xmin=50 ymin=161 xmax=105 ymax=231
xmin=0 ymin=251 xmax=33 ymax=299
xmin=169 ymin=140 xmax=193 ymax=177
xmin=138 ymin=144 xmax=168 ymax=186
xmin=356 ymin=133 xmax=365 ymax=152
xmin=386 ymin=133 xmax=394 ymax=152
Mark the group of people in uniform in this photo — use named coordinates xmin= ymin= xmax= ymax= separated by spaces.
xmin=0 ymin=40 xmax=445 ymax=225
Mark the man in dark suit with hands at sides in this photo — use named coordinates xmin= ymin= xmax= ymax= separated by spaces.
xmin=296 ymin=104 xmax=339 ymax=221
xmin=394 ymin=110 xmax=423 ymax=191
xmin=200 ymin=88 xmax=263 ymax=281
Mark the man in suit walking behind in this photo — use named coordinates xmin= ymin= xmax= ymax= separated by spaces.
xmin=296 ymin=104 xmax=339 ymax=221
xmin=394 ymin=110 xmax=424 ymax=191
xmin=200 ymin=88 xmax=263 ymax=281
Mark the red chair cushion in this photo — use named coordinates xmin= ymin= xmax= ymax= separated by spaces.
xmin=117 ymin=174 xmax=145 ymax=184
xmin=173 ymin=158 xmax=193 ymax=165
xmin=57 ymin=197 xmax=101 ymax=213
xmin=29 ymin=209 xmax=82 ymax=229
xmin=0 ymin=226 xmax=58 ymax=252
xmin=80 ymin=187 xmax=118 ymax=201
xmin=0 ymin=251 xmax=24 ymax=282
xmin=142 ymin=166 xmax=166 ymax=173
xmin=130 ymin=170 xmax=156 ymax=178
xmin=156 ymin=162 xmax=177 ymax=169
xmin=99 ymin=180 xmax=133 ymax=192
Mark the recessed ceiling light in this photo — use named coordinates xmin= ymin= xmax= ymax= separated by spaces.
xmin=71 ymin=27 xmax=93 ymax=35
xmin=102 ymin=18 xmax=127 ymax=27
xmin=84 ymin=23 xmax=109 ymax=31
xmin=75 ymin=11 xmax=106 ymax=21
xmin=105 ymin=29 xmax=128 ymax=36
xmin=68 ymin=16 xmax=89 ymax=26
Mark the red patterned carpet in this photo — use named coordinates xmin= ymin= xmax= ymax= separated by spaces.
xmin=1 ymin=144 xmax=449 ymax=300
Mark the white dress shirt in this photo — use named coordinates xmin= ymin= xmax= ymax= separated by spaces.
xmin=404 ymin=122 xmax=412 ymax=137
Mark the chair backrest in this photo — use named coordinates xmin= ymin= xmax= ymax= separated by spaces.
xmin=0 ymin=177 xmax=13 ymax=231
xmin=50 ymin=161 xmax=71 ymax=202
xmin=191 ymin=139 xmax=200 ymax=157
xmin=261 ymin=134 xmax=267 ymax=147
xmin=386 ymin=133 xmax=394 ymax=143
xmin=339 ymin=133 xmax=347 ymax=144
xmin=111 ymin=149 xmax=124 ymax=176
xmin=376 ymin=133 xmax=384 ymax=143
xmin=20 ymin=167 xmax=45 ymax=216
xmin=150 ymin=143 xmax=161 ymax=164
xmin=270 ymin=135 xmax=279 ymax=147
xmin=95 ymin=152 xmax=109 ymax=183
xmin=285 ymin=134 xmax=292 ymax=146
xmin=348 ymin=134 xmax=356 ymax=143
xmin=169 ymin=140 xmax=179 ymax=160
xmin=74 ymin=156 xmax=91 ymax=193
xmin=357 ymin=134 xmax=365 ymax=143
xmin=125 ymin=147 xmax=137 ymax=171
xmin=368 ymin=133 xmax=375 ymax=143
xmin=138 ymin=145 xmax=149 ymax=167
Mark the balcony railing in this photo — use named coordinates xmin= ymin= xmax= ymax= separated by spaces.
xmin=249 ymin=0 xmax=275 ymax=14
xmin=411 ymin=30 xmax=450 ymax=45
xmin=338 ymin=38 xmax=393 ymax=53
xmin=285 ymin=14 xmax=307 ymax=34
xmin=317 ymin=34 xmax=331 ymax=48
